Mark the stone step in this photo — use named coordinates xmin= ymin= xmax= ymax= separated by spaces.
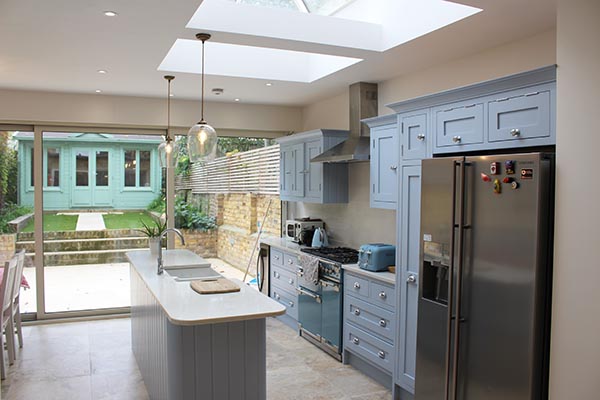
xmin=16 ymin=237 xmax=149 ymax=253
xmin=16 ymin=229 xmax=145 ymax=242
xmin=25 ymin=248 xmax=146 ymax=266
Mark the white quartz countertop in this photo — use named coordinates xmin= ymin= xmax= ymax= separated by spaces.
xmin=260 ymin=236 xmax=304 ymax=255
xmin=342 ymin=264 xmax=396 ymax=286
xmin=127 ymin=250 xmax=285 ymax=326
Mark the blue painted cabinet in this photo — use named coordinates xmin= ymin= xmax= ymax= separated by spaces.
xmin=395 ymin=164 xmax=422 ymax=394
xmin=277 ymin=130 xmax=349 ymax=204
xmin=401 ymin=112 xmax=429 ymax=161
xmin=434 ymin=100 xmax=485 ymax=149
xmin=269 ymin=248 xmax=299 ymax=326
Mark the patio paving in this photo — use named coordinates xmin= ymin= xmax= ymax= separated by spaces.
xmin=20 ymin=257 xmax=254 ymax=314
xmin=75 ymin=213 xmax=106 ymax=231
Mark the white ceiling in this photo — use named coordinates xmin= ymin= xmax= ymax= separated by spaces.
xmin=0 ymin=0 xmax=556 ymax=106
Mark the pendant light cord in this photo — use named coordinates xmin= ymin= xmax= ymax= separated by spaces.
xmin=167 ymin=78 xmax=171 ymax=142
xmin=201 ymin=38 xmax=206 ymax=122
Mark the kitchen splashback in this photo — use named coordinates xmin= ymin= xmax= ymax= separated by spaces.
xmin=287 ymin=162 xmax=396 ymax=249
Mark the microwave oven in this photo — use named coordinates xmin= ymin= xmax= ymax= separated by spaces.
xmin=285 ymin=219 xmax=324 ymax=243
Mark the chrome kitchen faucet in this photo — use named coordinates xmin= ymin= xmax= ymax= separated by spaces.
xmin=157 ymin=228 xmax=186 ymax=275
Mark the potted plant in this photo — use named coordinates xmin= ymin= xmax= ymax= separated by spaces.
xmin=138 ymin=217 xmax=167 ymax=256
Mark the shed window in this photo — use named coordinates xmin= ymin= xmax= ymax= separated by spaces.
xmin=29 ymin=147 xmax=61 ymax=188
xmin=124 ymin=150 xmax=152 ymax=188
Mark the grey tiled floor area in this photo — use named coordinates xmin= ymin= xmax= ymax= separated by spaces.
xmin=2 ymin=317 xmax=391 ymax=400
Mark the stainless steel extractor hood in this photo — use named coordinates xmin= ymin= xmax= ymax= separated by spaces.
xmin=311 ymin=82 xmax=378 ymax=163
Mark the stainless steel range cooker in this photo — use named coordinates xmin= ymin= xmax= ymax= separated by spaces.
xmin=296 ymin=247 xmax=358 ymax=360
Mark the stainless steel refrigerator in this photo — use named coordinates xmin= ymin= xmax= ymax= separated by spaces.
xmin=415 ymin=153 xmax=554 ymax=400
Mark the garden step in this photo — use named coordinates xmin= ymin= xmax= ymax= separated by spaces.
xmin=25 ymin=248 xmax=147 ymax=266
xmin=16 ymin=237 xmax=149 ymax=253
xmin=16 ymin=229 xmax=146 ymax=242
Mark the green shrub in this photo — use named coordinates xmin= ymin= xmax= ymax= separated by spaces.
xmin=0 ymin=204 xmax=32 ymax=234
xmin=174 ymin=197 xmax=216 ymax=231
xmin=147 ymin=194 xmax=166 ymax=214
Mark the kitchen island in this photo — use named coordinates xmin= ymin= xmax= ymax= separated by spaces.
xmin=127 ymin=250 xmax=286 ymax=400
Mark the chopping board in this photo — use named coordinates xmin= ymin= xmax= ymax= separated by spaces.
xmin=190 ymin=278 xmax=240 ymax=294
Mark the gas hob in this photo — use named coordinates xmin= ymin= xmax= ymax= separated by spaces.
xmin=300 ymin=247 xmax=359 ymax=265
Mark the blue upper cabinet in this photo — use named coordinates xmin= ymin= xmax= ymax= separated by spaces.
xmin=364 ymin=115 xmax=399 ymax=210
xmin=434 ymin=100 xmax=485 ymax=149
xmin=277 ymin=129 xmax=349 ymax=204
xmin=401 ymin=111 xmax=430 ymax=161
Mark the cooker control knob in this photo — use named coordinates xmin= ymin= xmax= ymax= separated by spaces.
xmin=354 ymin=308 xmax=361 ymax=316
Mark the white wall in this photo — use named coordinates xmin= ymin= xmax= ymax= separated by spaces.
xmin=293 ymin=29 xmax=557 ymax=248
xmin=550 ymin=1 xmax=600 ymax=398
xmin=0 ymin=88 xmax=303 ymax=137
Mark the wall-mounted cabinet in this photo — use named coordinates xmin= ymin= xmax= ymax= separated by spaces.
xmin=277 ymin=130 xmax=349 ymax=204
xmin=364 ymin=115 xmax=398 ymax=210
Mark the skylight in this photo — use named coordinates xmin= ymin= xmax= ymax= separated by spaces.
xmin=224 ymin=0 xmax=356 ymax=15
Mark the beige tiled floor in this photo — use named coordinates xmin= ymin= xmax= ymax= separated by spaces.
xmin=2 ymin=317 xmax=391 ymax=400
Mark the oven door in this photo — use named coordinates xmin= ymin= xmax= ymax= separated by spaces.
xmin=297 ymin=285 xmax=322 ymax=341
xmin=320 ymin=278 xmax=342 ymax=354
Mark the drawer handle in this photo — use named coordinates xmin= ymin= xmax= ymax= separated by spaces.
xmin=379 ymin=319 xmax=387 ymax=328
xmin=378 ymin=291 xmax=387 ymax=299
xmin=407 ymin=274 xmax=417 ymax=284
xmin=390 ymin=165 xmax=398 ymax=171
xmin=274 ymin=272 xmax=280 ymax=278
xmin=275 ymin=293 xmax=280 ymax=300
xmin=288 ymin=259 xmax=293 ymax=265
xmin=510 ymin=128 xmax=521 ymax=137
xmin=378 ymin=351 xmax=386 ymax=359
xmin=416 ymin=133 xmax=426 ymax=141
xmin=353 ymin=282 xmax=361 ymax=290
xmin=288 ymin=301 xmax=294 ymax=308
xmin=354 ymin=308 xmax=361 ymax=316
xmin=452 ymin=135 xmax=462 ymax=143
xmin=274 ymin=255 xmax=280 ymax=260
xmin=288 ymin=278 xmax=294 ymax=285
xmin=352 ymin=337 xmax=360 ymax=345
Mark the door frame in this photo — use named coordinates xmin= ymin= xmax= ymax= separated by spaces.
xmin=31 ymin=126 xmax=166 ymax=321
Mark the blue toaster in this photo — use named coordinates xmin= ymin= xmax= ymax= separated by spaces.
xmin=358 ymin=244 xmax=396 ymax=272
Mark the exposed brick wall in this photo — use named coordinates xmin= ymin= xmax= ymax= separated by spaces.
xmin=0 ymin=234 xmax=16 ymax=266
xmin=174 ymin=229 xmax=217 ymax=258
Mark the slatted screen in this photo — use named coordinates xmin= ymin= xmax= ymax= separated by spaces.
xmin=176 ymin=144 xmax=280 ymax=195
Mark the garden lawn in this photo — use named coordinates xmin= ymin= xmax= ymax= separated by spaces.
xmin=22 ymin=214 xmax=78 ymax=232
xmin=103 ymin=212 xmax=156 ymax=230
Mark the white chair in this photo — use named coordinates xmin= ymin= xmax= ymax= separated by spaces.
xmin=8 ymin=250 xmax=26 ymax=360
xmin=0 ymin=256 xmax=17 ymax=379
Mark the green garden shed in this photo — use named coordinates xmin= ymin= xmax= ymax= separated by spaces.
xmin=15 ymin=132 xmax=163 ymax=210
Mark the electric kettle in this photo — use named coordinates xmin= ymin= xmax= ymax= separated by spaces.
xmin=311 ymin=227 xmax=329 ymax=248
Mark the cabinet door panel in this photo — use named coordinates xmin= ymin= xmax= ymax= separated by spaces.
xmin=280 ymin=146 xmax=293 ymax=196
xmin=488 ymin=90 xmax=551 ymax=142
xmin=435 ymin=102 xmax=484 ymax=148
xmin=305 ymin=139 xmax=322 ymax=199
xmin=402 ymin=113 xmax=428 ymax=160
xmin=396 ymin=165 xmax=421 ymax=394
xmin=371 ymin=126 xmax=398 ymax=205
xmin=290 ymin=143 xmax=304 ymax=197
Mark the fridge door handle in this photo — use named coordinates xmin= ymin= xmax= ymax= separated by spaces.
xmin=444 ymin=160 xmax=461 ymax=400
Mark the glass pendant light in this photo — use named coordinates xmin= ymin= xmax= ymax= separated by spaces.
xmin=187 ymin=33 xmax=218 ymax=162
xmin=158 ymin=75 xmax=179 ymax=168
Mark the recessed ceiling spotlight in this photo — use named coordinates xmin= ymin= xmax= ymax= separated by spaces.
xmin=234 ymin=98 xmax=240 ymax=102
xmin=265 ymin=83 xmax=273 ymax=87
xmin=104 ymin=11 xmax=118 ymax=17
xmin=97 ymin=69 xmax=107 ymax=74
xmin=95 ymin=89 xmax=102 ymax=93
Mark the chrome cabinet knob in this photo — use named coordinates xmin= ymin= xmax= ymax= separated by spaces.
xmin=407 ymin=274 xmax=417 ymax=284
xmin=288 ymin=278 xmax=293 ymax=285
xmin=288 ymin=259 xmax=293 ymax=265
xmin=510 ymin=128 xmax=521 ymax=137
xmin=390 ymin=165 xmax=398 ymax=171
xmin=352 ymin=337 xmax=359 ymax=345
xmin=452 ymin=136 xmax=462 ymax=143
xmin=274 ymin=272 xmax=280 ymax=278
xmin=353 ymin=282 xmax=361 ymax=289
xmin=274 ymin=255 xmax=280 ymax=260
xmin=416 ymin=133 xmax=426 ymax=141
xmin=378 ymin=291 xmax=387 ymax=299
xmin=289 ymin=301 xmax=294 ymax=307
xmin=378 ymin=351 xmax=386 ymax=359
xmin=379 ymin=319 xmax=387 ymax=328
xmin=275 ymin=293 xmax=280 ymax=300
xmin=354 ymin=308 xmax=361 ymax=316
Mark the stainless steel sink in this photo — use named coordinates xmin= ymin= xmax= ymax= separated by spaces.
xmin=166 ymin=267 xmax=222 ymax=282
